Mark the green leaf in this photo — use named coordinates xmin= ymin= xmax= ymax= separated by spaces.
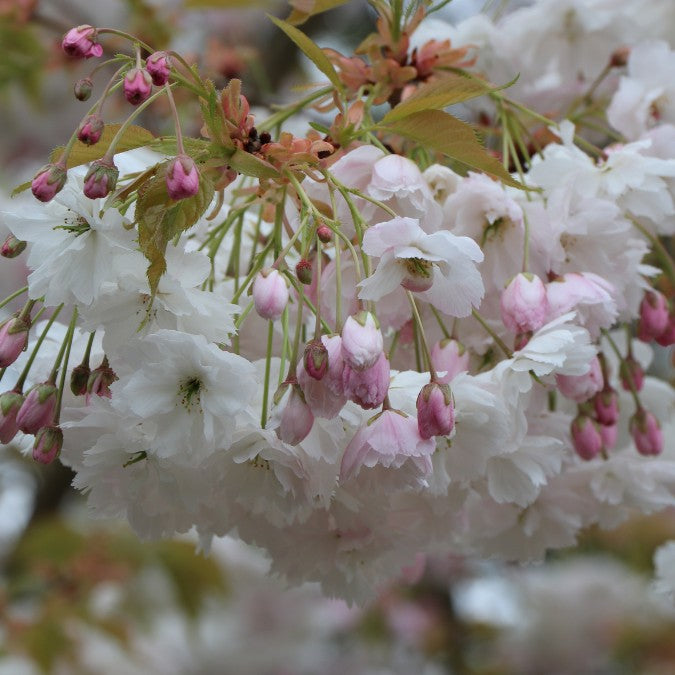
xmin=379 ymin=109 xmax=523 ymax=189
xmin=11 ymin=180 xmax=31 ymax=197
xmin=286 ymin=0 xmax=351 ymax=25
xmin=268 ymin=15 xmax=343 ymax=91
xmin=382 ymin=74 xmax=492 ymax=123
xmin=137 ymin=166 xmax=215 ymax=296
xmin=50 ymin=124 xmax=155 ymax=169
xmin=228 ymin=148 xmax=279 ymax=179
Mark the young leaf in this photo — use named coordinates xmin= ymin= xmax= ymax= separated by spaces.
xmin=286 ymin=0 xmax=351 ymax=25
xmin=137 ymin=166 xmax=215 ymax=296
xmin=228 ymin=148 xmax=279 ymax=180
xmin=382 ymin=74 xmax=492 ymax=123
xmin=379 ymin=109 xmax=523 ymax=188
xmin=50 ymin=124 xmax=155 ymax=169
xmin=268 ymin=15 xmax=343 ymax=91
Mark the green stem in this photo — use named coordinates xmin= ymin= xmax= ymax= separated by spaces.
xmin=407 ymin=292 xmax=436 ymax=379
xmin=54 ymin=309 xmax=78 ymax=424
xmin=48 ymin=308 xmax=77 ymax=384
xmin=164 ymin=83 xmax=185 ymax=155
xmin=97 ymin=28 xmax=153 ymax=53
xmin=603 ymin=329 xmax=641 ymax=410
xmin=261 ymin=320 xmax=275 ymax=429
xmin=630 ymin=217 xmax=675 ymax=284
xmin=472 ymin=309 xmax=513 ymax=358
xmin=0 ymin=286 xmax=28 ymax=311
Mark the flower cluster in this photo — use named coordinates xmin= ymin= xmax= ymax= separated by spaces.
xmin=1 ymin=0 xmax=673 ymax=603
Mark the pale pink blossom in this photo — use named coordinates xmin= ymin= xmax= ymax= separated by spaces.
xmin=500 ymin=273 xmax=549 ymax=334
xmin=431 ymin=338 xmax=469 ymax=384
xmin=341 ymin=312 xmax=383 ymax=371
xmin=556 ymin=355 xmax=603 ymax=402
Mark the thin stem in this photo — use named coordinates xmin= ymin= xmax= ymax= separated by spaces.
xmin=603 ymin=329 xmax=641 ymax=409
xmin=97 ymin=28 xmax=153 ymax=53
xmin=54 ymin=309 xmax=78 ymax=424
xmin=407 ymin=292 xmax=436 ymax=379
xmin=0 ymin=286 xmax=28 ymax=311
xmin=472 ymin=309 xmax=513 ymax=358
xmin=165 ymin=82 xmax=185 ymax=155
xmin=261 ymin=320 xmax=275 ymax=429
xmin=81 ymin=331 xmax=96 ymax=366
xmin=630 ymin=217 xmax=675 ymax=284
xmin=48 ymin=309 xmax=76 ymax=384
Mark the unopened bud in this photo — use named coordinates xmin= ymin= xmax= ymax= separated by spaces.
xmin=74 ymin=77 xmax=93 ymax=101
xmin=83 ymin=158 xmax=118 ymax=199
xmin=16 ymin=382 xmax=57 ymax=434
xmin=296 ymin=259 xmax=313 ymax=285
xmin=599 ymin=422 xmax=617 ymax=450
xmin=303 ymin=339 xmax=329 ymax=380
xmin=500 ymin=272 xmax=549 ymax=334
xmin=0 ymin=390 xmax=24 ymax=444
xmin=70 ymin=363 xmax=91 ymax=396
xmin=123 ymin=67 xmax=153 ymax=106
xmin=655 ymin=312 xmax=675 ymax=347
xmin=571 ymin=414 xmax=603 ymax=461
xmin=416 ymin=381 xmax=454 ymax=439
xmin=166 ymin=155 xmax=200 ymax=200
xmin=341 ymin=311 xmax=383 ymax=371
xmin=556 ymin=355 xmax=604 ymax=402
xmin=146 ymin=51 xmax=172 ymax=86
xmin=610 ymin=46 xmax=630 ymax=68
xmin=62 ymin=25 xmax=103 ymax=59
xmin=32 ymin=426 xmax=63 ymax=464
xmin=630 ymin=409 xmax=663 ymax=456
xmin=317 ymin=224 xmax=332 ymax=243
xmin=431 ymin=338 xmax=469 ymax=384
xmin=31 ymin=163 xmax=67 ymax=202
xmin=342 ymin=352 xmax=390 ymax=410
xmin=252 ymin=268 xmax=289 ymax=320
xmin=637 ymin=290 xmax=669 ymax=342
xmin=593 ymin=388 xmax=619 ymax=425
xmin=77 ymin=114 xmax=104 ymax=145
xmin=1 ymin=235 xmax=27 ymax=258
xmin=274 ymin=383 xmax=314 ymax=446
xmin=0 ymin=316 xmax=30 ymax=367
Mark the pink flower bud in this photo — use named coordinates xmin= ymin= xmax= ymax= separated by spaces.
xmin=252 ymin=268 xmax=289 ymax=320
xmin=571 ymin=414 xmax=603 ymax=461
xmin=342 ymin=352 xmax=390 ymax=410
xmin=341 ymin=311 xmax=383 ymax=371
xmin=296 ymin=259 xmax=313 ymax=285
xmin=16 ymin=382 xmax=57 ymax=435
xmin=77 ymin=114 xmax=104 ymax=145
xmin=416 ymin=381 xmax=454 ymax=439
xmin=303 ymin=339 xmax=329 ymax=380
xmin=146 ymin=51 xmax=172 ymax=86
xmin=593 ymin=389 xmax=619 ymax=425
xmin=620 ymin=356 xmax=644 ymax=392
xmin=500 ymin=273 xmax=549 ymax=334
xmin=556 ymin=355 xmax=604 ymax=402
xmin=637 ymin=290 xmax=669 ymax=342
xmin=317 ymin=225 xmax=332 ymax=243
xmin=83 ymin=158 xmax=118 ymax=199
xmin=1 ymin=235 xmax=27 ymax=258
xmin=599 ymin=422 xmax=617 ymax=450
xmin=430 ymin=338 xmax=469 ymax=384
xmin=0 ymin=316 xmax=30 ymax=367
xmin=655 ymin=312 xmax=675 ymax=347
xmin=32 ymin=425 xmax=63 ymax=464
xmin=74 ymin=77 xmax=93 ymax=101
xmin=297 ymin=334 xmax=346 ymax=418
xmin=123 ymin=67 xmax=153 ymax=106
xmin=31 ymin=163 xmax=67 ymax=202
xmin=630 ymin=409 xmax=663 ymax=456
xmin=62 ymin=25 xmax=103 ymax=59
xmin=70 ymin=363 xmax=91 ymax=396
xmin=274 ymin=383 xmax=314 ymax=446
xmin=0 ymin=390 xmax=24 ymax=444
xmin=166 ymin=155 xmax=200 ymax=200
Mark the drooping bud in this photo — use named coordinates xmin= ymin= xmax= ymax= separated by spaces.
xmin=166 ymin=155 xmax=200 ymax=200
xmin=500 ymin=273 xmax=549 ymax=334
xmin=0 ymin=316 xmax=30 ymax=367
xmin=655 ymin=312 xmax=675 ymax=347
xmin=430 ymin=338 xmax=469 ymax=384
xmin=630 ymin=409 xmax=663 ymax=456
xmin=317 ymin=225 xmax=332 ymax=243
xmin=70 ymin=363 xmax=91 ymax=396
xmin=0 ymin=391 xmax=24 ymax=444
xmin=252 ymin=268 xmax=289 ymax=320
xmin=77 ymin=114 xmax=104 ymax=145
xmin=416 ymin=381 xmax=454 ymax=439
xmin=146 ymin=51 xmax=172 ymax=86
xmin=610 ymin=46 xmax=631 ymax=68
xmin=61 ymin=25 xmax=103 ymax=59
xmin=570 ymin=414 xmax=603 ymax=461
xmin=556 ymin=355 xmax=604 ymax=402
xmin=303 ymin=339 xmax=329 ymax=381
xmin=593 ymin=388 xmax=619 ymax=425
xmin=273 ymin=382 xmax=314 ymax=446
xmin=599 ymin=422 xmax=617 ymax=450
xmin=83 ymin=158 xmax=118 ymax=199
xmin=32 ymin=426 xmax=63 ymax=464
xmin=31 ymin=163 xmax=67 ymax=202
xmin=295 ymin=259 xmax=313 ymax=285
xmin=73 ymin=77 xmax=93 ymax=101
xmin=620 ymin=355 xmax=644 ymax=392
xmin=123 ymin=67 xmax=153 ymax=105
xmin=342 ymin=352 xmax=390 ymax=410
xmin=16 ymin=382 xmax=57 ymax=435
xmin=341 ymin=311 xmax=383 ymax=371
xmin=87 ymin=359 xmax=116 ymax=399
xmin=1 ymin=235 xmax=27 ymax=258
xmin=637 ymin=290 xmax=669 ymax=342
